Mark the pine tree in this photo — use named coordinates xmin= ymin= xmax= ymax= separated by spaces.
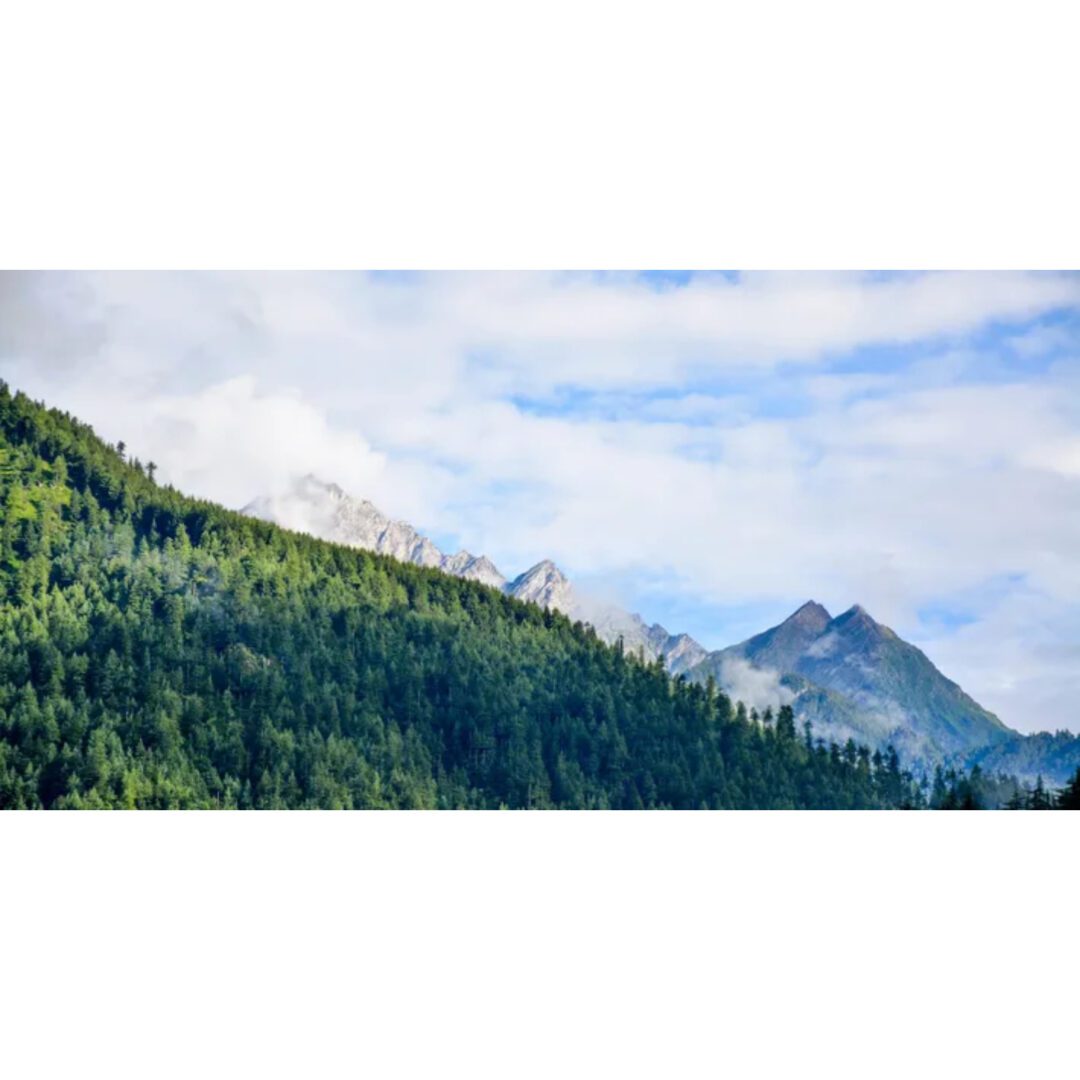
xmin=0 ymin=379 xmax=945 ymax=811
xmin=1057 ymin=767 xmax=1080 ymax=810
xmin=1030 ymin=776 xmax=1053 ymax=810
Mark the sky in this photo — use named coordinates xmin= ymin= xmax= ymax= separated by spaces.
xmin=1 ymin=270 xmax=1078 ymax=735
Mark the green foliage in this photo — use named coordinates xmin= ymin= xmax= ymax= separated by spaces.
xmin=0 ymin=381 xmax=929 ymax=809
xmin=1001 ymin=768 xmax=1080 ymax=810
xmin=1056 ymin=768 xmax=1080 ymax=810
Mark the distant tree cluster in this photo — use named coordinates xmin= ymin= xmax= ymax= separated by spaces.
xmin=0 ymin=381 xmax=1067 ymax=811
xmin=1001 ymin=771 xmax=1080 ymax=810
xmin=903 ymin=760 xmax=1080 ymax=810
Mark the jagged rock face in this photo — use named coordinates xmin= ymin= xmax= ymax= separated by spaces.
xmin=505 ymin=565 xmax=707 ymax=672
xmin=506 ymin=560 xmax=575 ymax=612
xmin=243 ymin=477 xmax=707 ymax=673
xmin=243 ymin=476 xmax=446 ymax=570
xmin=657 ymin=633 xmax=709 ymax=676
xmin=720 ymin=599 xmax=834 ymax=674
xmin=440 ymin=551 xmax=507 ymax=590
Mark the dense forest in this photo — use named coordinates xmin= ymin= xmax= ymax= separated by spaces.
xmin=0 ymin=382 xmax=1076 ymax=810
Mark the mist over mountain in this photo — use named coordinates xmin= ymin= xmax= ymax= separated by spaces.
xmin=245 ymin=476 xmax=1080 ymax=785
xmin=2 ymin=380 xmax=930 ymax=810
xmin=689 ymin=603 xmax=1080 ymax=784
xmin=244 ymin=476 xmax=708 ymax=674
xmin=244 ymin=476 xmax=506 ymax=587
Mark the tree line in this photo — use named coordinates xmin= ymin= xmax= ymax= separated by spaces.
xmin=0 ymin=381 xmax=1074 ymax=810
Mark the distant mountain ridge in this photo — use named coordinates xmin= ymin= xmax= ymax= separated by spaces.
xmin=687 ymin=602 xmax=1080 ymax=784
xmin=244 ymin=476 xmax=507 ymax=587
xmin=244 ymin=476 xmax=1080 ymax=785
xmin=2 ymin=379 xmax=916 ymax=810
xmin=243 ymin=476 xmax=707 ymax=673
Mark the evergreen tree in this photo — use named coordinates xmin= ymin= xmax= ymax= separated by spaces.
xmin=1056 ymin=767 xmax=1080 ymax=810
xmin=1029 ymin=776 xmax=1053 ymax=810
xmin=0 ymin=381 xmax=986 ymax=811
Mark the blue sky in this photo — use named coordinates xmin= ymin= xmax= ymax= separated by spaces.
xmin=1 ymin=270 xmax=1078 ymax=733
xmin=501 ymin=285 xmax=1079 ymax=651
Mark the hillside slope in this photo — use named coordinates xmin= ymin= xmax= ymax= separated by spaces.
xmin=244 ymin=476 xmax=707 ymax=673
xmin=0 ymin=383 xmax=915 ymax=809
xmin=691 ymin=602 xmax=1080 ymax=783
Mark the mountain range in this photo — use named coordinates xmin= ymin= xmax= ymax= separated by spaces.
xmin=244 ymin=476 xmax=1080 ymax=785
xmin=244 ymin=476 xmax=708 ymax=674
xmin=1 ymin=381 xmax=925 ymax=809
xmin=694 ymin=601 xmax=1006 ymax=760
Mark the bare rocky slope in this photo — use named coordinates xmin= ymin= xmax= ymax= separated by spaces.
xmin=243 ymin=476 xmax=706 ymax=673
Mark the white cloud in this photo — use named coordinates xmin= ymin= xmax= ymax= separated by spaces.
xmin=918 ymin=587 xmax=1080 ymax=735
xmin=7 ymin=270 xmax=1079 ymax=395
xmin=1023 ymin=437 xmax=1080 ymax=479
xmin=137 ymin=377 xmax=389 ymax=511
xmin=1 ymin=270 xmax=1078 ymax=733
xmin=1007 ymin=323 xmax=1077 ymax=359
xmin=717 ymin=657 xmax=795 ymax=714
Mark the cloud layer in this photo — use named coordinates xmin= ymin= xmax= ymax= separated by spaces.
xmin=1 ymin=270 xmax=1077 ymax=733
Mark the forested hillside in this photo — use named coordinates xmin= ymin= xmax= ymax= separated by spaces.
xmin=0 ymin=382 xmax=1035 ymax=809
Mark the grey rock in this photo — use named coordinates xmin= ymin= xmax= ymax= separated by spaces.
xmin=243 ymin=476 xmax=707 ymax=674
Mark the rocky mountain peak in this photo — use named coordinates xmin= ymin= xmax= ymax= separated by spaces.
xmin=243 ymin=477 xmax=706 ymax=674
xmin=510 ymin=560 xmax=570 ymax=588
xmin=689 ymin=596 xmax=1016 ymax=775
xmin=831 ymin=604 xmax=882 ymax=637
xmin=441 ymin=551 xmax=507 ymax=589
xmin=786 ymin=600 xmax=832 ymax=632
xmin=527 ymin=558 xmax=563 ymax=577
xmin=507 ymin=560 xmax=575 ymax=611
